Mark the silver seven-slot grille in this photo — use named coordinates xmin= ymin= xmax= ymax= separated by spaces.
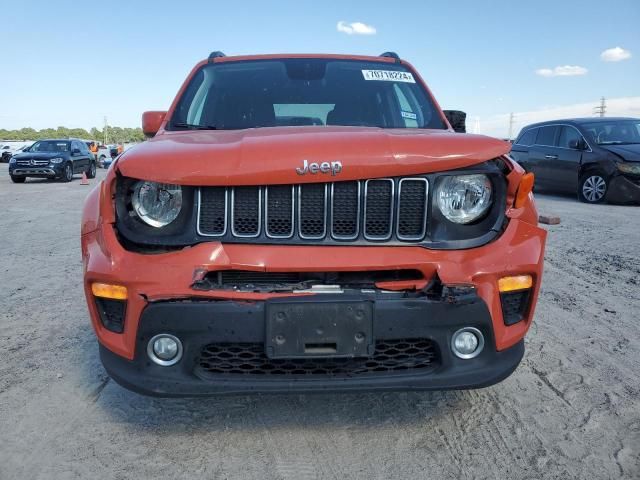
xmin=16 ymin=159 xmax=50 ymax=166
xmin=197 ymin=178 xmax=429 ymax=243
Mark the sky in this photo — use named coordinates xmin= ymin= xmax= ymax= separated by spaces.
xmin=1 ymin=0 xmax=638 ymax=138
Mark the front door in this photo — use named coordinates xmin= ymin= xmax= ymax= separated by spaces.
xmin=528 ymin=125 xmax=560 ymax=189
xmin=551 ymin=126 xmax=584 ymax=192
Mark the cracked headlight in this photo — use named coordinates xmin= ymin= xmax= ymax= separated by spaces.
xmin=435 ymin=174 xmax=493 ymax=224
xmin=50 ymin=157 xmax=64 ymax=164
xmin=618 ymin=162 xmax=640 ymax=175
xmin=131 ymin=181 xmax=183 ymax=227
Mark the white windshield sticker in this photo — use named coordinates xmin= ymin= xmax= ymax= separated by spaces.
xmin=401 ymin=111 xmax=417 ymax=120
xmin=362 ymin=69 xmax=415 ymax=83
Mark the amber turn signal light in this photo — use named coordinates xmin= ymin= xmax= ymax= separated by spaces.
xmin=498 ymin=275 xmax=533 ymax=293
xmin=515 ymin=173 xmax=535 ymax=208
xmin=91 ymin=282 xmax=128 ymax=300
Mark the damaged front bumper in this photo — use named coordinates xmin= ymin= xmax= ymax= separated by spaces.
xmin=607 ymin=174 xmax=640 ymax=204
xmin=82 ymin=216 xmax=545 ymax=396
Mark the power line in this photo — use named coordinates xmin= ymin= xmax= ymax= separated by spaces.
xmin=508 ymin=112 xmax=515 ymax=140
xmin=593 ymin=97 xmax=606 ymax=117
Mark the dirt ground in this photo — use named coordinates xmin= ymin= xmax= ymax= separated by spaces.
xmin=1 ymin=163 xmax=638 ymax=480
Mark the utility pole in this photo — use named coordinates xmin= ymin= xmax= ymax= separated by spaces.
xmin=103 ymin=116 xmax=108 ymax=144
xmin=593 ymin=97 xmax=606 ymax=117
xmin=508 ymin=112 xmax=515 ymax=140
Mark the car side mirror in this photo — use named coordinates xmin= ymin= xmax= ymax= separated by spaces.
xmin=443 ymin=110 xmax=467 ymax=133
xmin=568 ymin=139 xmax=586 ymax=150
xmin=142 ymin=111 xmax=167 ymax=138
xmin=72 ymin=148 xmax=81 ymax=155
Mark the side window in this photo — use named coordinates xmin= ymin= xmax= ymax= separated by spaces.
xmin=536 ymin=126 xmax=559 ymax=146
xmin=515 ymin=128 xmax=537 ymax=146
xmin=558 ymin=126 xmax=582 ymax=149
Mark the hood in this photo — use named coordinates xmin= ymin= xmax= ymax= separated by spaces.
xmin=116 ymin=126 xmax=511 ymax=185
xmin=600 ymin=143 xmax=640 ymax=162
xmin=16 ymin=151 xmax=69 ymax=160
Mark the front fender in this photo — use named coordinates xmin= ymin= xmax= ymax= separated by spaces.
xmin=81 ymin=183 xmax=102 ymax=236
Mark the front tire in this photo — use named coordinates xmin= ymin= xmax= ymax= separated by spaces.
xmin=10 ymin=175 xmax=26 ymax=183
xmin=86 ymin=161 xmax=97 ymax=179
xmin=62 ymin=163 xmax=73 ymax=182
xmin=579 ymin=172 xmax=608 ymax=204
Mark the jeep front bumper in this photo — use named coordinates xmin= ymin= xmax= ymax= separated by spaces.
xmin=82 ymin=217 xmax=546 ymax=396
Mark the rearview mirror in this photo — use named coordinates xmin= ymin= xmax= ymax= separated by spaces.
xmin=142 ymin=111 xmax=167 ymax=138
xmin=443 ymin=110 xmax=467 ymax=133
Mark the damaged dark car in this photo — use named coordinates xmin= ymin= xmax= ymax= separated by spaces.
xmin=510 ymin=117 xmax=640 ymax=204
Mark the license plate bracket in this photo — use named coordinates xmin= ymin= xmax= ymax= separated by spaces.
xmin=265 ymin=301 xmax=374 ymax=359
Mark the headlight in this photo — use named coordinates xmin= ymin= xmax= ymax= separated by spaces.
xmin=131 ymin=181 xmax=183 ymax=227
xmin=618 ymin=162 xmax=640 ymax=175
xmin=9 ymin=156 xmax=16 ymax=164
xmin=50 ymin=157 xmax=64 ymax=164
xmin=435 ymin=174 xmax=493 ymax=224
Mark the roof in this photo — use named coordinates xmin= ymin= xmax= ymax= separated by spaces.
xmin=34 ymin=138 xmax=81 ymax=142
xmin=205 ymin=53 xmax=402 ymax=65
xmin=523 ymin=117 xmax=639 ymax=129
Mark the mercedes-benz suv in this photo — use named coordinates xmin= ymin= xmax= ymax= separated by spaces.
xmin=9 ymin=138 xmax=96 ymax=183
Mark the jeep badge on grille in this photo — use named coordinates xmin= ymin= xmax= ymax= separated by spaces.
xmin=296 ymin=159 xmax=342 ymax=176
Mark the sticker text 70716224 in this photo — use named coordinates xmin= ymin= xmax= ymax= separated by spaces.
xmin=361 ymin=70 xmax=415 ymax=83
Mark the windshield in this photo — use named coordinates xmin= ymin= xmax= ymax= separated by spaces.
xmin=169 ymin=59 xmax=446 ymax=131
xmin=30 ymin=140 xmax=70 ymax=152
xmin=580 ymin=120 xmax=640 ymax=145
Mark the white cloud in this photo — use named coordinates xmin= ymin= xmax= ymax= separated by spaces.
xmin=535 ymin=65 xmax=588 ymax=77
xmin=600 ymin=46 xmax=632 ymax=62
xmin=471 ymin=96 xmax=640 ymax=139
xmin=337 ymin=21 xmax=377 ymax=35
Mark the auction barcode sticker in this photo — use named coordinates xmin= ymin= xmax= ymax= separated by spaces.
xmin=362 ymin=70 xmax=415 ymax=83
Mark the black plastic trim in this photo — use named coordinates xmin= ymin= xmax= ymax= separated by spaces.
xmin=98 ymin=292 xmax=524 ymax=396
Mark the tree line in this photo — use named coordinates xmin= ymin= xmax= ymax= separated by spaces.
xmin=0 ymin=126 xmax=145 ymax=143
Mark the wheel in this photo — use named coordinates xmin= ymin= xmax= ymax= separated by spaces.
xmin=578 ymin=172 xmax=608 ymax=203
xmin=10 ymin=175 xmax=25 ymax=183
xmin=86 ymin=161 xmax=97 ymax=179
xmin=62 ymin=163 xmax=74 ymax=182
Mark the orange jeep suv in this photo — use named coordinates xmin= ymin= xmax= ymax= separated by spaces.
xmin=81 ymin=51 xmax=546 ymax=396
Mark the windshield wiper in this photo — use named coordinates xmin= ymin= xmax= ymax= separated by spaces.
xmin=172 ymin=122 xmax=218 ymax=130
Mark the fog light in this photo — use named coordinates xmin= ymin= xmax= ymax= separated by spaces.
xmin=147 ymin=334 xmax=183 ymax=366
xmin=451 ymin=327 xmax=484 ymax=359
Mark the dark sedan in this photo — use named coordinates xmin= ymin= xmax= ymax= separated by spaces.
xmin=510 ymin=117 xmax=640 ymax=203
xmin=9 ymin=138 xmax=97 ymax=183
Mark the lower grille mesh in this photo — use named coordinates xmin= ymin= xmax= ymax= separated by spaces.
xmin=299 ymin=184 xmax=326 ymax=238
xmin=331 ymin=181 xmax=359 ymax=238
xmin=266 ymin=186 xmax=293 ymax=237
xmin=199 ymin=188 xmax=226 ymax=235
xmin=398 ymin=179 xmax=427 ymax=239
xmin=364 ymin=180 xmax=393 ymax=239
xmin=197 ymin=339 xmax=439 ymax=377
xmin=232 ymin=187 xmax=260 ymax=236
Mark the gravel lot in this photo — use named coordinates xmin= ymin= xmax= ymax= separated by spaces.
xmin=1 ymin=162 xmax=638 ymax=479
